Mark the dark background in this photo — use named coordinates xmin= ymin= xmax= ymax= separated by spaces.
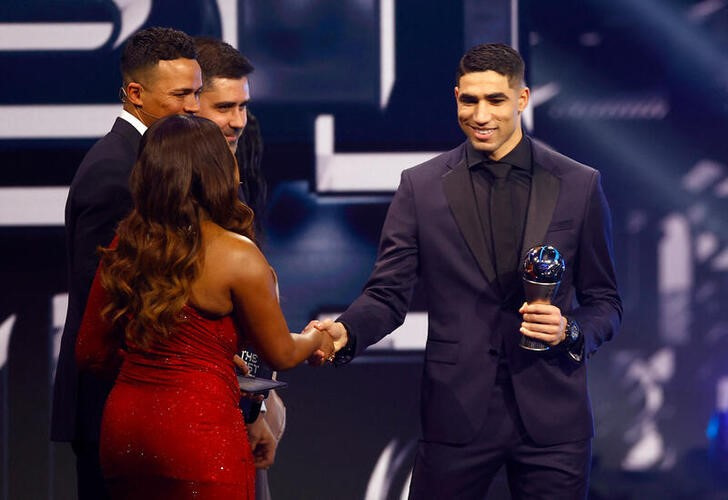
xmin=1 ymin=0 xmax=727 ymax=498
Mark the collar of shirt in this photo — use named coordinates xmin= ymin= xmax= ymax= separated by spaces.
xmin=119 ymin=109 xmax=148 ymax=136
xmin=466 ymin=133 xmax=532 ymax=174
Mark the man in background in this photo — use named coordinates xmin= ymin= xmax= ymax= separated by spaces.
xmin=195 ymin=36 xmax=283 ymax=500
xmin=194 ymin=36 xmax=267 ymax=230
xmin=51 ymin=27 xmax=202 ymax=499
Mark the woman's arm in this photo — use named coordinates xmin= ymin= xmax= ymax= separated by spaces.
xmin=75 ymin=261 xmax=125 ymax=378
xmin=226 ymin=235 xmax=333 ymax=370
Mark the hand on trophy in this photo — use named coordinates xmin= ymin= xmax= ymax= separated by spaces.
xmin=519 ymin=302 xmax=567 ymax=347
xmin=520 ymin=245 xmax=565 ymax=351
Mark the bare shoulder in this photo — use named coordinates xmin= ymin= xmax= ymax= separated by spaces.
xmin=202 ymin=225 xmax=271 ymax=282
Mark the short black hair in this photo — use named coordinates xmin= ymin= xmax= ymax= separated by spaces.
xmin=455 ymin=43 xmax=525 ymax=88
xmin=121 ymin=27 xmax=197 ymax=85
xmin=194 ymin=36 xmax=254 ymax=87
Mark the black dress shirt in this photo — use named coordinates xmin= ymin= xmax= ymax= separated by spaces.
xmin=467 ymin=134 xmax=533 ymax=282
xmin=468 ymin=134 xmax=533 ymax=363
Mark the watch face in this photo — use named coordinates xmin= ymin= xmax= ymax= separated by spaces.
xmin=568 ymin=321 xmax=580 ymax=343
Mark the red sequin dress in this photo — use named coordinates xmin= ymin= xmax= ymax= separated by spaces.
xmin=76 ymin=269 xmax=255 ymax=499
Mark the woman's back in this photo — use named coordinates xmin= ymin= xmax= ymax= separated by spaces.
xmin=186 ymin=220 xmax=260 ymax=317
xmin=100 ymin=228 xmax=256 ymax=497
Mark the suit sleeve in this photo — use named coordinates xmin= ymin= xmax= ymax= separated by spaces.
xmin=570 ymin=171 xmax=622 ymax=357
xmin=338 ymin=170 xmax=420 ymax=356
xmin=67 ymin=156 xmax=134 ymax=316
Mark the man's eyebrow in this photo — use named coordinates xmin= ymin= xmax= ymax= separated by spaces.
xmin=214 ymin=99 xmax=250 ymax=107
xmin=458 ymin=92 xmax=509 ymax=100
xmin=169 ymin=86 xmax=199 ymax=93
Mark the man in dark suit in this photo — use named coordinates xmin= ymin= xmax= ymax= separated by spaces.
xmin=51 ymin=27 xmax=202 ymax=499
xmin=317 ymin=43 xmax=622 ymax=498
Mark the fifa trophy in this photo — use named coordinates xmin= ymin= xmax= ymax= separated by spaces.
xmin=520 ymin=245 xmax=565 ymax=351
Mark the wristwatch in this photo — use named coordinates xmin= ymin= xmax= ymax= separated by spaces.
xmin=563 ymin=317 xmax=583 ymax=362
xmin=333 ymin=323 xmax=356 ymax=366
xmin=564 ymin=317 xmax=581 ymax=346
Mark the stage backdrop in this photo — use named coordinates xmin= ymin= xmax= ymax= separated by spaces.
xmin=1 ymin=1 xmax=727 ymax=499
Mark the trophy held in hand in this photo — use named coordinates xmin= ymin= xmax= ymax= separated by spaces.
xmin=520 ymin=245 xmax=565 ymax=351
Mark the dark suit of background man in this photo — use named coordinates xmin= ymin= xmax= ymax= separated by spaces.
xmin=320 ymin=43 xmax=622 ymax=499
xmin=51 ymin=27 xmax=202 ymax=499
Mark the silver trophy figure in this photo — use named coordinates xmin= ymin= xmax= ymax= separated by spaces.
xmin=520 ymin=245 xmax=565 ymax=351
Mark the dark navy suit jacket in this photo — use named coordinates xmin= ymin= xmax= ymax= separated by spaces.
xmin=339 ymin=138 xmax=622 ymax=446
xmin=51 ymin=117 xmax=141 ymax=442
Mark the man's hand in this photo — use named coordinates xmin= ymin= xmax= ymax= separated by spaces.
xmin=305 ymin=319 xmax=349 ymax=366
xmin=247 ymin=415 xmax=277 ymax=469
xmin=519 ymin=302 xmax=566 ymax=347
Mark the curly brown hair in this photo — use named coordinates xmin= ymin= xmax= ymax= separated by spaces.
xmin=99 ymin=115 xmax=255 ymax=349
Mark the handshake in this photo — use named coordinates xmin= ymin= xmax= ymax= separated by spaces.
xmin=303 ymin=319 xmax=350 ymax=366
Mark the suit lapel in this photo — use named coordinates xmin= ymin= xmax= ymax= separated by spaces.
xmin=443 ymin=155 xmax=497 ymax=284
xmin=522 ymin=157 xmax=560 ymax=259
xmin=441 ymin=140 xmax=561 ymax=289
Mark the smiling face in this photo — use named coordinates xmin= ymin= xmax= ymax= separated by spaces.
xmin=197 ymin=76 xmax=250 ymax=152
xmin=125 ymin=58 xmax=203 ymax=126
xmin=455 ymin=70 xmax=529 ymax=160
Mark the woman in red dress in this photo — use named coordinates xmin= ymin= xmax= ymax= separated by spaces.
xmin=75 ymin=115 xmax=338 ymax=499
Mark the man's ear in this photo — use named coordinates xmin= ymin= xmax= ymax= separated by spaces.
xmin=125 ymin=82 xmax=143 ymax=107
xmin=518 ymin=86 xmax=530 ymax=113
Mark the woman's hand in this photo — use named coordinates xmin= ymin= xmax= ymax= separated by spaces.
xmin=304 ymin=319 xmax=349 ymax=366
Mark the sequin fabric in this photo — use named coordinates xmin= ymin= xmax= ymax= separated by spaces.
xmin=79 ymin=295 xmax=255 ymax=499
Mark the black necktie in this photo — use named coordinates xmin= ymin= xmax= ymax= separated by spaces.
xmin=489 ymin=163 xmax=517 ymax=292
